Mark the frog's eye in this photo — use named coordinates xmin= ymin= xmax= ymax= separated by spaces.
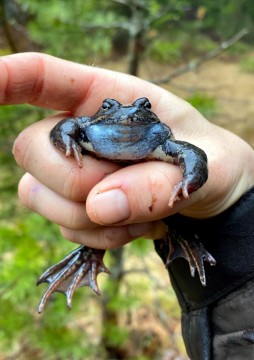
xmin=133 ymin=97 xmax=151 ymax=110
xmin=144 ymin=100 xmax=151 ymax=110
xmin=101 ymin=101 xmax=111 ymax=110
xmin=101 ymin=99 xmax=117 ymax=110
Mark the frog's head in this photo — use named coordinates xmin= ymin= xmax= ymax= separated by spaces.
xmin=92 ymin=97 xmax=160 ymax=125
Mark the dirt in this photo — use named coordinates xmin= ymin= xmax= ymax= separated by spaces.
xmin=165 ymin=58 xmax=254 ymax=146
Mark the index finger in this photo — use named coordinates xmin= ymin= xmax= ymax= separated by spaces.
xmin=0 ymin=52 xmax=176 ymax=116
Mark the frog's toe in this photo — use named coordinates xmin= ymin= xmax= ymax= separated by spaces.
xmin=168 ymin=178 xmax=202 ymax=207
xmin=166 ymin=234 xmax=216 ymax=286
xmin=37 ymin=246 xmax=109 ymax=313
xmin=168 ymin=180 xmax=187 ymax=207
xmin=65 ymin=138 xmax=83 ymax=167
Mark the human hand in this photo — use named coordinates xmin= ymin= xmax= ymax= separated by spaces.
xmin=3 ymin=52 xmax=254 ymax=250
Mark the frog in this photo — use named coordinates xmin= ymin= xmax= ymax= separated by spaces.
xmin=37 ymin=97 xmax=216 ymax=313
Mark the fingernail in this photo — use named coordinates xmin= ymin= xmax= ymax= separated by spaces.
xmin=128 ymin=222 xmax=153 ymax=238
xmin=93 ymin=189 xmax=131 ymax=224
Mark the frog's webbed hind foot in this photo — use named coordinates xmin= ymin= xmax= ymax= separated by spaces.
xmin=166 ymin=233 xmax=216 ymax=286
xmin=37 ymin=246 xmax=109 ymax=313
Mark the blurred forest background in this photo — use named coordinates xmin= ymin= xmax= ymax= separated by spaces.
xmin=0 ymin=0 xmax=254 ymax=359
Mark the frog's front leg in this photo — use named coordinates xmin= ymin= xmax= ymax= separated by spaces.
xmin=37 ymin=246 xmax=109 ymax=313
xmin=50 ymin=117 xmax=89 ymax=167
xmin=160 ymin=139 xmax=208 ymax=207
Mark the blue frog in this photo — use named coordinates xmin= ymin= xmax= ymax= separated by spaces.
xmin=37 ymin=97 xmax=215 ymax=313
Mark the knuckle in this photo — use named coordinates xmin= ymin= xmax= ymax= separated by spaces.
xmin=13 ymin=128 xmax=33 ymax=169
xmin=102 ymin=226 xmax=130 ymax=249
xmin=60 ymin=227 xmax=78 ymax=244
xmin=64 ymin=203 xmax=93 ymax=231
xmin=63 ymin=166 xmax=87 ymax=201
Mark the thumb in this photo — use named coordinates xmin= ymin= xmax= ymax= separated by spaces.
xmin=86 ymin=160 xmax=196 ymax=225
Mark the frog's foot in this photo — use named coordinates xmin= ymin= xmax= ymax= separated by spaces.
xmin=166 ymin=234 xmax=216 ymax=286
xmin=64 ymin=136 xmax=83 ymax=167
xmin=37 ymin=246 xmax=109 ymax=313
xmin=168 ymin=178 xmax=204 ymax=207
xmin=50 ymin=119 xmax=84 ymax=167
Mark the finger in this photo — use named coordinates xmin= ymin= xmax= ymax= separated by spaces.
xmin=0 ymin=53 xmax=191 ymax=123
xmin=0 ymin=52 xmax=157 ymax=111
xmin=18 ymin=173 xmax=96 ymax=230
xmin=85 ymin=160 xmax=203 ymax=226
xmin=60 ymin=220 xmax=166 ymax=249
xmin=0 ymin=52 xmax=96 ymax=110
xmin=13 ymin=115 xmax=121 ymax=201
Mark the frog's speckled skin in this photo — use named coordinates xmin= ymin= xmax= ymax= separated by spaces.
xmin=37 ymin=97 xmax=216 ymax=313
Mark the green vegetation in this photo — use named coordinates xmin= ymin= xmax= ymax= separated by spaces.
xmin=240 ymin=56 xmax=254 ymax=73
xmin=187 ymin=93 xmax=218 ymax=118
xmin=1 ymin=0 xmax=254 ymax=358
xmin=149 ymin=38 xmax=183 ymax=64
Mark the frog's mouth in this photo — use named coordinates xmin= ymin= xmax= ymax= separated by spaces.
xmin=116 ymin=112 xmax=158 ymax=126
xmin=114 ymin=125 xmax=144 ymax=142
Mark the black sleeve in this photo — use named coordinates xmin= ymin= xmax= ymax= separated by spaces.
xmin=154 ymin=186 xmax=254 ymax=360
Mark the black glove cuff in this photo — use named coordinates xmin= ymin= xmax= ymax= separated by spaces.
xmin=155 ymin=186 xmax=254 ymax=311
